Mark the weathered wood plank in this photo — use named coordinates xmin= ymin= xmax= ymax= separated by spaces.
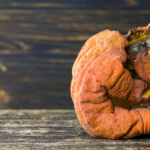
xmin=0 ymin=110 xmax=149 ymax=149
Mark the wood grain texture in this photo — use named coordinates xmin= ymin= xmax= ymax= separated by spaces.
xmin=0 ymin=109 xmax=149 ymax=149
xmin=0 ymin=0 xmax=149 ymax=108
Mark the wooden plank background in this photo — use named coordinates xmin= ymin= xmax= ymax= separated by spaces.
xmin=0 ymin=0 xmax=149 ymax=108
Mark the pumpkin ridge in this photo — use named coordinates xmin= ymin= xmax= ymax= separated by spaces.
xmin=73 ymin=55 xmax=101 ymax=136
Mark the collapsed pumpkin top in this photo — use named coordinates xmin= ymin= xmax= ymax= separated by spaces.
xmin=125 ymin=25 xmax=150 ymax=57
xmin=128 ymin=30 xmax=150 ymax=45
xmin=125 ymin=24 xmax=150 ymax=44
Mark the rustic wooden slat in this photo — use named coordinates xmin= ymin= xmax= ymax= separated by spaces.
xmin=0 ymin=110 xmax=148 ymax=149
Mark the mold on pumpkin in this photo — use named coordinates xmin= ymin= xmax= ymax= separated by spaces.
xmin=71 ymin=24 xmax=150 ymax=139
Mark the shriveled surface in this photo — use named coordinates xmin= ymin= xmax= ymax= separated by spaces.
xmin=70 ymin=25 xmax=150 ymax=139
xmin=0 ymin=110 xmax=149 ymax=149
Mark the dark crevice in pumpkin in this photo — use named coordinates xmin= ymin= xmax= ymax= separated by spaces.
xmin=123 ymin=58 xmax=140 ymax=80
xmin=108 ymin=92 xmax=150 ymax=111
xmin=107 ymin=93 xmax=137 ymax=110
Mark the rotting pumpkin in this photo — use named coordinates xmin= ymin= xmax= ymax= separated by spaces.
xmin=71 ymin=24 xmax=150 ymax=139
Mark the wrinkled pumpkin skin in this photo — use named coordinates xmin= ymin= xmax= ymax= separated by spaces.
xmin=71 ymin=24 xmax=150 ymax=139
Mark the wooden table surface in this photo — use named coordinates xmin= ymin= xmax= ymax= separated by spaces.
xmin=0 ymin=109 xmax=149 ymax=150
xmin=0 ymin=0 xmax=149 ymax=109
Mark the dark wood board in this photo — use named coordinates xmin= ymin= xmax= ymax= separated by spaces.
xmin=0 ymin=109 xmax=149 ymax=149
xmin=0 ymin=0 xmax=149 ymax=108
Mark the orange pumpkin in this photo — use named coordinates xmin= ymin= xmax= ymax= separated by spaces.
xmin=71 ymin=24 xmax=150 ymax=139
